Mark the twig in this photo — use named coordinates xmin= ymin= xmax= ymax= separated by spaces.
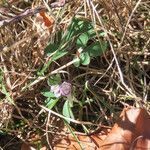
xmin=119 ymin=0 xmax=142 ymax=47
xmin=0 ymin=6 xmax=46 ymax=27
xmin=21 ymin=58 xmax=78 ymax=91
xmin=46 ymin=112 xmax=53 ymax=150
xmin=0 ymin=0 xmax=67 ymax=28
xmin=50 ymin=0 xmax=66 ymax=8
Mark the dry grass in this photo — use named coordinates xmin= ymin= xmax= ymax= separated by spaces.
xmin=0 ymin=0 xmax=150 ymax=149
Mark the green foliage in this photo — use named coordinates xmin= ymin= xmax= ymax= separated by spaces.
xmin=76 ymin=33 xmax=89 ymax=48
xmin=42 ymin=88 xmax=59 ymax=109
xmin=41 ymin=89 xmax=55 ymax=98
xmin=39 ymin=44 xmax=67 ymax=75
xmin=39 ymin=17 xmax=108 ymax=74
xmin=85 ymin=41 xmax=107 ymax=57
xmin=64 ymin=18 xmax=93 ymax=42
xmin=1 ymin=1 xmax=149 ymax=149
xmin=70 ymin=18 xmax=108 ymax=67
xmin=79 ymin=52 xmax=90 ymax=65
xmin=42 ymin=75 xmax=76 ymax=124
xmin=73 ymin=57 xmax=81 ymax=67
xmin=46 ymin=98 xmax=59 ymax=109
xmin=42 ymin=74 xmax=62 ymax=109
xmin=63 ymin=100 xmax=74 ymax=123
xmin=40 ymin=18 xmax=108 ymax=127
xmin=47 ymin=74 xmax=61 ymax=86
xmin=41 ymin=17 xmax=108 ymax=125
xmin=45 ymin=43 xmax=59 ymax=55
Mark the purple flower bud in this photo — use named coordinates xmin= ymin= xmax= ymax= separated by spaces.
xmin=59 ymin=82 xmax=71 ymax=96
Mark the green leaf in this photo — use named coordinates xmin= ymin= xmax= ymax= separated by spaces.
xmin=80 ymin=52 xmax=90 ymax=65
xmin=45 ymin=29 xmax=64 ymax=56
xmin=64 ymin=18 xmax=93 ymax=42
xmin=63 ymin=100 xmax=74 ymax=123
xmin=76 ymin=33 xmax=89 ymax=48
xmin=45 ymin=43 xmax=59 ymax=56
xmin=46 ymin=98 xmax=59 ymax=109
xmin=73 ymin=57 xmax=81 ymax=67
xmin=85 ymin=41 xmax=108 ymax=57
xmin=40 ymin=50 xmax=67 ymax=75
xmin=55 ymin=30 xmax=64 ymax=45
xmin=51 ymin=50 xmax=68 ymax=61
xmin=38 ymin=59 xmax=52 ymax=75
xmin=47 ymin=74 xmax=61 ymax=86
xmin=87 ymin=30 xmax=106 ymax=38
xmin=41 ymin=90 xmax=55 ymax=98
xmin=73 ymin=52 xmax=90 ymax=67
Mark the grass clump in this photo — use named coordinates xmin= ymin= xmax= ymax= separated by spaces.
xmin=0 ymin=0 xmax=150 ymax=149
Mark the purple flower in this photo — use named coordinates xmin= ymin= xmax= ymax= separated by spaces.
xmin=50 ymin=82 xmax=72 ymax=98
xmin=59 ymin=82 xmax=71 ymax=96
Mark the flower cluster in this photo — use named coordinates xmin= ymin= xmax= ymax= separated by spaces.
xmin=50 ymin=82 xmax=72 ymax=98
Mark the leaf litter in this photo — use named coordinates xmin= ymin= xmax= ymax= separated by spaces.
xmin=0 ymin=0 xmax=150 ymax=149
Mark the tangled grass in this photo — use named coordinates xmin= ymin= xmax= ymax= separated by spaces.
xmin=0 ymin=0 xmax=150 ymax=149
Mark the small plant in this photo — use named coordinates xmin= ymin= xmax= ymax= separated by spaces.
xmin=41 ymin=17 xmax=108 ymax=125
xmin=38 ymin=17 xmax=108 ymax=75
xmin=41 ymin=75 xmax=75 ymax=124
xmin=1 ymin=0 xmax=149 ymax=149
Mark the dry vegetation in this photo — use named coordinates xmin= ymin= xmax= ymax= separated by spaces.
xmin=0 ymin=0 xmax=150 ymax=149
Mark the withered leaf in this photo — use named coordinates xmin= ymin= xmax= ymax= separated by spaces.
xmin=54 ymin=107 xmax=150 ymax=150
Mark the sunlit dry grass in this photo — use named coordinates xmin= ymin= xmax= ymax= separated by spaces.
xmin=0 ymin=0 xmax=150 ymax=149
